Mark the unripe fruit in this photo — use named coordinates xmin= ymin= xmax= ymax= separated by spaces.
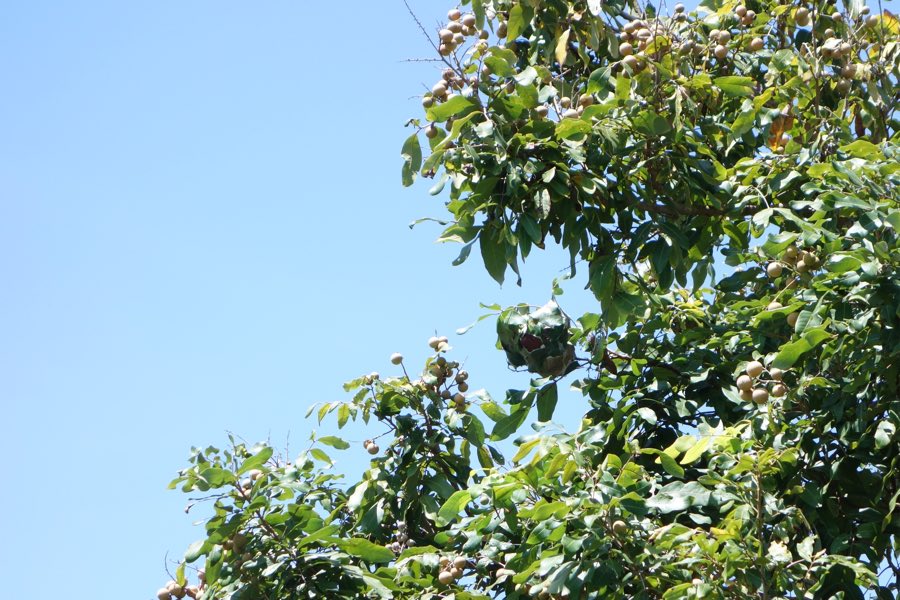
xmin=448 ymin=9 xmax=461 ymax=21
xmin=770 ymin=368 xmax=784 ymax=381
xmin=787 ymin=312 xmax=799 ymax=327
xmin=422 ymin=96 xmax=434 ymax=108
xmin=746 ymin=360 xmax=765 ymax=378
xmin=796 ymin=7 xmax=810 ymax=26
xmin=737 ymin=374 xmax=753 ymax=391
xmin=497 ymin=22 xmax=508 ymax=37
xmin=861 ymin=6 xmax=870 ymax=14
xmin=772 ymin=383 xmax=788 ymax=397
xmin=841 ymin=64 xmax=857 ymax=78
xmin=835 ymin=78 xmax=851 ymax=94
xmin=784 ymin=245 xmax=798 ymax=260
xmin=767 ymin=262 xmax=783 ymax=278
xmin=802 ymin=252 xmax=817 ymax=267
xmin=619 ymin=42 xmax=634 ymax=56
xmin=866 ymin=15 xmax=878 ymax=27
xmin=768 ymin=301 xmax=783 ymax=311
xmin=714 ymin=44 xmax=728 ymax=60
xmin=824 ymin=28 xmax=835 ymax=38
xmin=752 ymin=388 xmax=769 ymax=404
xmin=832 ymin=11 xmax=843 ymax=22
xmin=750 ymin=37 xmax=764 ymax=52
xmin=425 ymin=124 xmax=438 ymax=139
xmin=613 ymin=520 xmax=628 ymax=534
xmin=438 ymin=570 xmax=454 ymax=585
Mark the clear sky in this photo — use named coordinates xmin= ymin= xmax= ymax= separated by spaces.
xmin=0 ymin=2 xmax=596 ymax=598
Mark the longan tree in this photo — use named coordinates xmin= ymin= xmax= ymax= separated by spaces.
xmin=159 ymin=0 xmax=899 ymax=598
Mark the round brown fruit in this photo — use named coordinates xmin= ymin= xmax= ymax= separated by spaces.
xmin=740 ymin=389 xmax=754 ymax=402
xmin=752 ymin=388 xmax=770 ymax=404
xmin=157 ymin=589 xmax=172 ymax=600
xmin=461 ymin=14 xmax=476 ymax=28
xmin=767 ymin=262 xmax=783 ymax=278
xmin=447 ymin=9 xmax=461 ymax=21
xmin=787 ymin=312 xmax=799 ymax=327
xmin=453 ymin=556 xmax=468 ymax=568
xmin=770 ymin=368 xmax=784 ymax=381
xmin=796 ymin=7 xmax=810 ymax=26
xmin=746 ymin=360 xmax=765 ymax=378
xmin=736 ymin=374 xmax=753 ymax=391
xmin=391 ymin=352 xmax=404 ymax=364
xmin=619 ymin=42 xmax=634 ymax=56
xmin=613 ymin=520 xmax=628 ymax=534
xmin=438 ymin=570 xmax=454 ymax=585
xmin=771 ymin=383 xmax=788 ymax=397
xmin=367 ymin=443 xmax=380 ymax=455
xmin=439 ymin=28 xmax=453 ymax=43
xmin=750 ymin=37 xmax=764 ymax=52
xmin=714 ymin=44 xmax=728 ymax=60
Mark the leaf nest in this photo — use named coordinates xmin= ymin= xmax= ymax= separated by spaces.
xmin=497 ymin=300 xmax=575 ymax=378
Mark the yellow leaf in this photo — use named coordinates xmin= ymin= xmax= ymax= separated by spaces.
xmin=555 ymin=29 xmax=571 ymax=66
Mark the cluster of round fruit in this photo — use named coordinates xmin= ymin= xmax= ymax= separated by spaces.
xmin=735 ymin=360 xmax=788 ymax=404
xmin=437 ymin=555 xmax=468 ymax=585
xmin=554 ymin=93 xmax=596 ymax=119
xmin=389 ymin=520 xmax=414 ymax=553
xmin=794 ymin=4 xmax=875 ymax=28
xmin=779 ymin=245 xmax=820 ymax=275
xmin=428 ymin=355 xmax=469 ymax=411
xmin=236 ymin=468 xmax=265 ymax=494
xmin=423 ymin=67 xmax=474 ymax=116
xmin=156 ymin=573 xmax=204 ymax=600
xmin=438 ymin=8 xmax=487 ymax=56
xmin=363 ymin=438 xmax=380 ymax=455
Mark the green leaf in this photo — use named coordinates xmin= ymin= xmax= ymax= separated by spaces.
xmin=632 ymin=111 xmax=671 ymax=136
xmin=337 ymin=538 xmax=395 ymax=563
xmin=184 ymin=540 xmax=208 ymax=563
xmin=400 ymin=132 xmax=422 ymax=187
xmin=425 ymin=95 xmax=476 ymax=122
xmin=714 ymin=76 xmax=755 ymax=97
xmin=841 ymin=139 xmax=883 ymax=160
xmin=556 ymin=118 xmax=592 ymax=139
xmin=236 ymin=446 xmax=273 ymax=475
xmin=437 ymin=490 xmax=471 ymax=526
xmin=310 ymin=448 xmax=333 ymax=464
xmin=318 ymin=436 xmax=350 ymax=450
xmin=772 ymin=328 xmax=831 ymax=369
xmin=875 ymin=420 xmax=896 ymax=450
xmin=536 ymin=383 xmax=558 ymax=421
xmin=479 ymin=225 xmax=507 ymax=285
xmin=507 ymin=5 xmax=525 ymax=40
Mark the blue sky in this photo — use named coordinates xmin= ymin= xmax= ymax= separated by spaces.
xmin=0 ymin=2 xmax=595 ymax=597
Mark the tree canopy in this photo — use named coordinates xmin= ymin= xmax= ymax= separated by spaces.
xmin=159 ymin=0 xmax=899 ymax=598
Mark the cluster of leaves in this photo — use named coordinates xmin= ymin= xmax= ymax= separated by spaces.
xmin=164 ymin=0 xmax=899 ymax=598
